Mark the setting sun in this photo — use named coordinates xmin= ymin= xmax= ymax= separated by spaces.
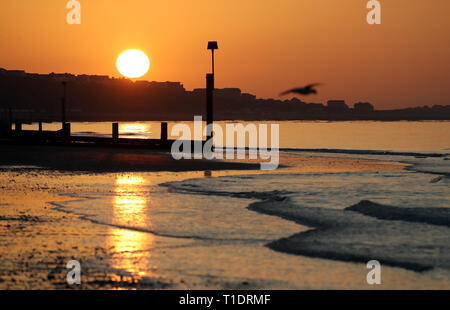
xmin=116 ymin=49 xmax=150 ymax=79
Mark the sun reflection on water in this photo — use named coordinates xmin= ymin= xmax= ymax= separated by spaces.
xmin=119 ymin=123 xmax=152 ymax=139
xmin=108 ymin=174 xmax=154 ymax=278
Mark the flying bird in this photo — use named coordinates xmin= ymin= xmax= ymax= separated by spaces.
xmin=279 ymin=84 xmax=323 ymax=96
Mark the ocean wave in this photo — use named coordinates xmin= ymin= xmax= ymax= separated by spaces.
xmin=165 ymin=171 xmax=450 ymax=273
xmin=347 ymin=200 xmax=450 ymax=227
xmin=250 ymin=198 xmax=450 ymax=272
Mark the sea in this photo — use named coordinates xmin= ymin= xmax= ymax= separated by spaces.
xmin=20 ymin=121 xmax=450 ymax=288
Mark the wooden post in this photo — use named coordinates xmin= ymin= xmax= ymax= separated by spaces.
xmin=206 ymin=73 xmax=214 ymax=140
xmin=112 ymin=123 xmax=119 ymax=141
xmin=160 ymin=122 xmax=168 ymax=142
xmin=38 ymin=121 xmax=43 ymax=132
xmin=63 ymin=123 xmax=71 ymax=142
xmin=15 ymin=121 xmax=22 ymax=132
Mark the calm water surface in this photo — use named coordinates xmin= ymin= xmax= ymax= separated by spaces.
xmin=22 ymin=120 xmax=450 ymax=153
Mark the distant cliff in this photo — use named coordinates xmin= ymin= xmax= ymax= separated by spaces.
xmin=1 ymin=68 xmax=449 ymax=121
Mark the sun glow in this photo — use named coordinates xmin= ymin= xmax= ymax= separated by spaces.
xmin=116 ymin=49 xmax=150 ymax=78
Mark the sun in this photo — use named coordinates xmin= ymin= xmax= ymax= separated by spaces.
xmin=116 ymin=49 xmax=150 ymax=78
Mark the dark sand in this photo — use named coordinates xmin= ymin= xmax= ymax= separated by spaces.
xmin=0 ymin=144 xmax=260 ymax=172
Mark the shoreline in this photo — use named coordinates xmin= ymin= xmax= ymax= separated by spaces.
xmin=161 ymin=156 xmax=449 ymax=284
xmin=3 ymin=145 xmax=444 ymax=289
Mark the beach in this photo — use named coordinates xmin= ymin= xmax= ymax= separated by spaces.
xmin=1 ymin=143 xmax=449 ymax=289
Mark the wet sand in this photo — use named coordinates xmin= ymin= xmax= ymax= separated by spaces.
xmin=0 ymin=144 xmax=260 ymax=172
xmin=0 ymin=144 xmax=420 ymax=289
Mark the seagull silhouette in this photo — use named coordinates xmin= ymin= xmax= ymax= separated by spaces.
xmin=279 ymin=83 xmax=323 ymax=96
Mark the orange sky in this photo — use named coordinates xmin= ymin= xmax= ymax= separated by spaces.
xmin=1 ymin=0 xmax=449 ymax=109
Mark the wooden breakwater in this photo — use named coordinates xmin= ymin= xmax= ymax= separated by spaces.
xmin=0 ymin=121 xmax=186 ymax=151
